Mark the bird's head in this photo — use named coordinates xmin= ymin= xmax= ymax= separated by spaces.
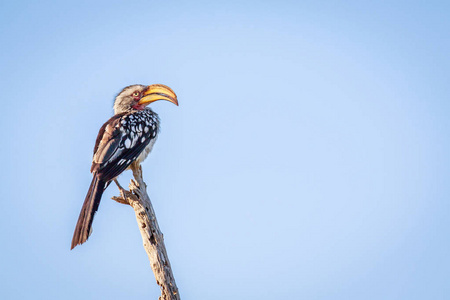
xmin=113 ymin=84 xmax=178 ymax=114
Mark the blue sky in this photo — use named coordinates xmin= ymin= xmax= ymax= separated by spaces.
xmin=1 ymin=0 xmax=449 ymax=299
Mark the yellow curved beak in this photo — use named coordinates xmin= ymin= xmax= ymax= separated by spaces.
xmin=138 ymin=84 xmax=178 ymax=106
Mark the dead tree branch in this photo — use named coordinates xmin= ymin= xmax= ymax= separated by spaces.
xmin=112 ymin=162 xmax=180 ymax=300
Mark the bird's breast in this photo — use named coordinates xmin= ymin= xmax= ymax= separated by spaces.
xmin=123 ymin=109 xmax=160 ymax=165
xmin=136 ymin=138 xmax=157 ymax=164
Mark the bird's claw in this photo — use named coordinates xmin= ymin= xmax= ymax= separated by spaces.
xmin=112 ymin=179 xmax=134 ymax=205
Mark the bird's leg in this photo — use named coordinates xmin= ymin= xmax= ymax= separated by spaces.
xmin=114 ymin=179 xmax=126 ymax=192
xmin=112 ymin=179 xmax=134 ymax=205
xmin=114 ymin=178 xmax=134 ymax=198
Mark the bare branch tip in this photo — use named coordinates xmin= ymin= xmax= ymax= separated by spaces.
xmin=111 ymin=196 xmax=130 ymax=205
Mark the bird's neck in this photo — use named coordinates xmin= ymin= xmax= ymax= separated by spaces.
xmin=114 ymin=107 xmax=152 ymax=115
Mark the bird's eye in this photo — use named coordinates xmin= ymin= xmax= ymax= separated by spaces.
xmin=133 ymin=91 xmax=140 ymax=97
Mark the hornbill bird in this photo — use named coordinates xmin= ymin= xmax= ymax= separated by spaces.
xmin=71 ymin=84 xmax=178 ymax=250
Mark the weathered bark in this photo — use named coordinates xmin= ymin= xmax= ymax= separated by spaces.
xmin=112 ymin=162 xmax=180 ymax=300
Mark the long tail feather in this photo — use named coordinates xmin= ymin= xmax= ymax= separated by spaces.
xmin=71 ymin=176 xmax=107 ymax=249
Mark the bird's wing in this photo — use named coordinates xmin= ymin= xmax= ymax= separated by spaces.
xmin=91 ymin=112 xmax=158 ymax=181
xmin=91 ymin=113 xmax=126 ymax=169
